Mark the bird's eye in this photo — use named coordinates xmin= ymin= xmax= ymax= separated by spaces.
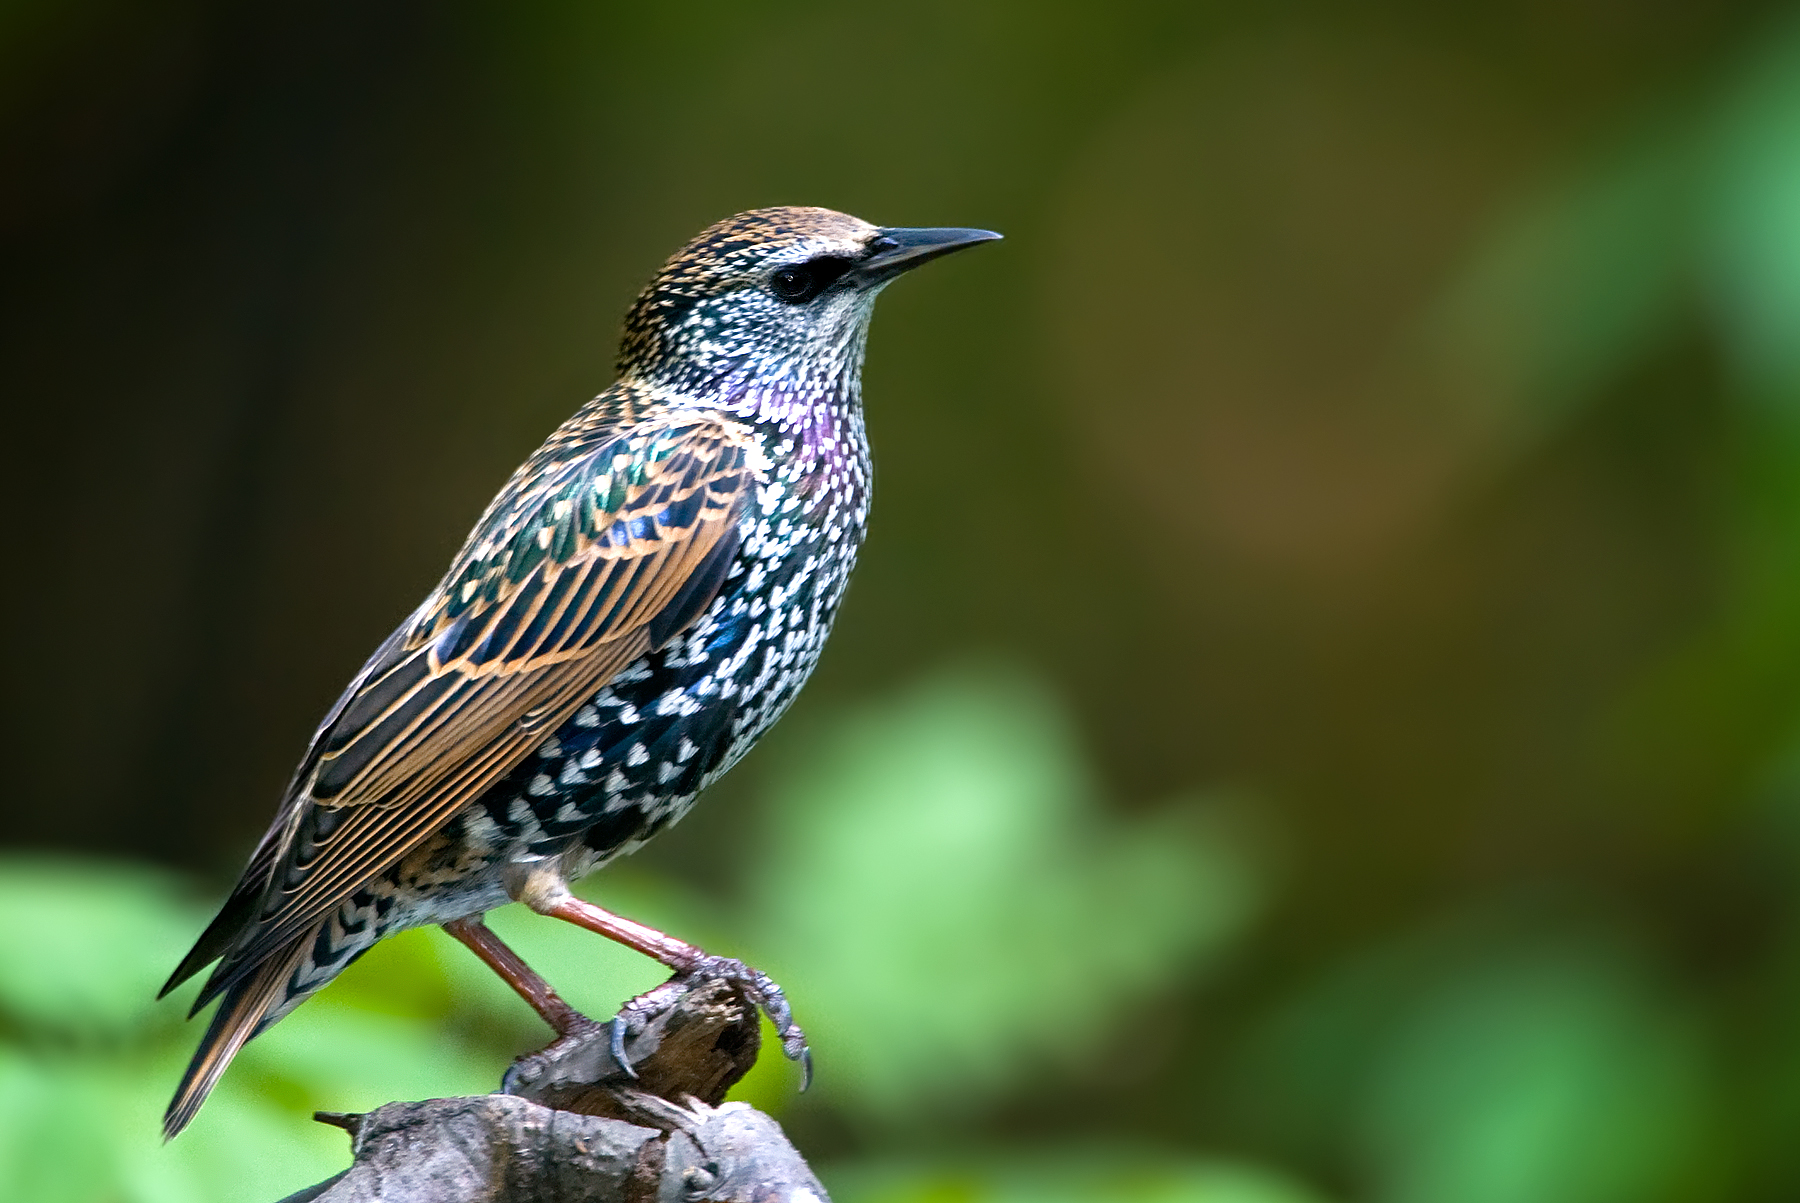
xmin=766 ymin=256 xmax=853 ymax=304
xmin=769 ymin=266 xmax=814 ymax=302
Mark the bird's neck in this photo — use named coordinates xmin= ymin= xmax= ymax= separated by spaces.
xmin=629 ymin=345 xmax=871 ymax=482
xmin=720 ymin=372 xmax=869 ymax=492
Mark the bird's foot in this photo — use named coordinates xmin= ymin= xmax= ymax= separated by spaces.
xmin=624 ymin=956 xmax=812 ymax=1090
xmin=501 ymin=1012 xmax=634 ymax=1094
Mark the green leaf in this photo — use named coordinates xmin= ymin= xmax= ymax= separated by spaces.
xmin=824 ymin=1153 xmax=1333 ymax=1203
xmin=1360 ymin=946 xmax=1706 ymax=1203
xmin=743 ymin=661 xmax=1267 ymax=1123
xmin=0 ymin=857 xmax=207 ymax=1041
xmin=1241 ymin=906 xmax=1709 ymax=1203
xmin=1707 ymin=14 xmax=1800 ymax=402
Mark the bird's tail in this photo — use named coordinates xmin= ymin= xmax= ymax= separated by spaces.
xmin=162 ymin=934 xmax=311 ymax=1140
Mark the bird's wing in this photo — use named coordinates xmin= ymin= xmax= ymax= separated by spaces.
xmin=193 ymin=411 xmax=759 ymax=994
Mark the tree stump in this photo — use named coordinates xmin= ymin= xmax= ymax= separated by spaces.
xmin=276 ymin=974 xmax=827 ymax=1203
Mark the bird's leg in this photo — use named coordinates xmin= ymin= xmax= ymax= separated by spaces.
xmin=443 ymin=915 xmax=641 ymax=1086
xmin=442 ymin=914 xmax=636 ymax=1081
xmin=440 ymin=916 xmax=598 ymax=1039
xmin=507 ymin=866 xmax=812 ymax=1087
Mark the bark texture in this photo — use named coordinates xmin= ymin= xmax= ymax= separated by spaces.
xmin=274 ymin=975 xmax=826 ymax=1203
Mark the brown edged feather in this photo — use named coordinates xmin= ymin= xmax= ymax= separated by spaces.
xmin=163 ymin=932 xmax=312 ymax=1139
xmin=180 ymin=410 xmax=758 ymax=1013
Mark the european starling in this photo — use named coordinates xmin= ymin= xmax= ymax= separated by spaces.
xmin=159 ymin=207 xmax=999 ymax=1137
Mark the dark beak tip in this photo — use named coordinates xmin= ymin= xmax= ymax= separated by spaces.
xmin=862 ymin=226 xmax=1004 ymax=276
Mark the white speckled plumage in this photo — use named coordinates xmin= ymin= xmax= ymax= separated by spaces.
xmin=161 ymin=207 xmax=998 ymax=1137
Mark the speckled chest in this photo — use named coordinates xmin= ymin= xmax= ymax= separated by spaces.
xmin=437 ymin=404 xmax=871 ymax=885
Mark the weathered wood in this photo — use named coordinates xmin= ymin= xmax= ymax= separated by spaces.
xmin=275 ymin=973 xmax=826 ymax=1203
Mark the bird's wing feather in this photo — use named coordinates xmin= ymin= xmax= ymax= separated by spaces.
xmin=159 ymin=623 xmax=413 ymax=1000
xmin=194 ymin=411 xmax=758 ymax=994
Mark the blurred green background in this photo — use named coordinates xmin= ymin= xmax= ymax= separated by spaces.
xmin=6 ymin=1 xmax=1800 ymax=1200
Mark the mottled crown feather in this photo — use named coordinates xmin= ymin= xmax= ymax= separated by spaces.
xmin=616 ymin=206 xmax=879 ymax=379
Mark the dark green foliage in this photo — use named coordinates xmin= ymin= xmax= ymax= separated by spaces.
xmin=10 ymin=1 xmax=1800 ymax=1199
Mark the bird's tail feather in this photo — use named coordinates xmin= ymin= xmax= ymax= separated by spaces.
xmin=159 ymin=840 xmax=279 ymax=1000
xmin=163 ymin=934 xmax=311 ymax=1140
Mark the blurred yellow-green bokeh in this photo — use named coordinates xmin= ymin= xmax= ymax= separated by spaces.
xmin=8 ymin=2 xmax=1800 ymax=1200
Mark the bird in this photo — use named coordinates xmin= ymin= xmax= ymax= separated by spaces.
xmin=158 ymin=206 xmax=1000 ymax=1138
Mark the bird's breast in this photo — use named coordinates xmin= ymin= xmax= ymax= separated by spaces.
xmin=431 ymin=427 xmax=871 ymax=878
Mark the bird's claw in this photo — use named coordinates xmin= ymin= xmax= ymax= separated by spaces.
xmin=609 ymin=1014 xmax=637 ymax=1079
xmin=678 ymin=955 xmax=812 ymax=1089
xmin=501 ymin=1012 xmax=614 ymax=1093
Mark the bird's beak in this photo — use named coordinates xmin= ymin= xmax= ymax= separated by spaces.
xmin=856 ymin=226 xmax=1002 ymax=283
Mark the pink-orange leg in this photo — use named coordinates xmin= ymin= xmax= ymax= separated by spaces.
xmin=537 ymin=894 xmax=705 ymax=971
xmin=441 ymin=916 xmax=590 ymax=1036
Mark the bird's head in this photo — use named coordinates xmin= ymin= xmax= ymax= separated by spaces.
xmin=616 ymin=206 xmax=999 ymax=395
